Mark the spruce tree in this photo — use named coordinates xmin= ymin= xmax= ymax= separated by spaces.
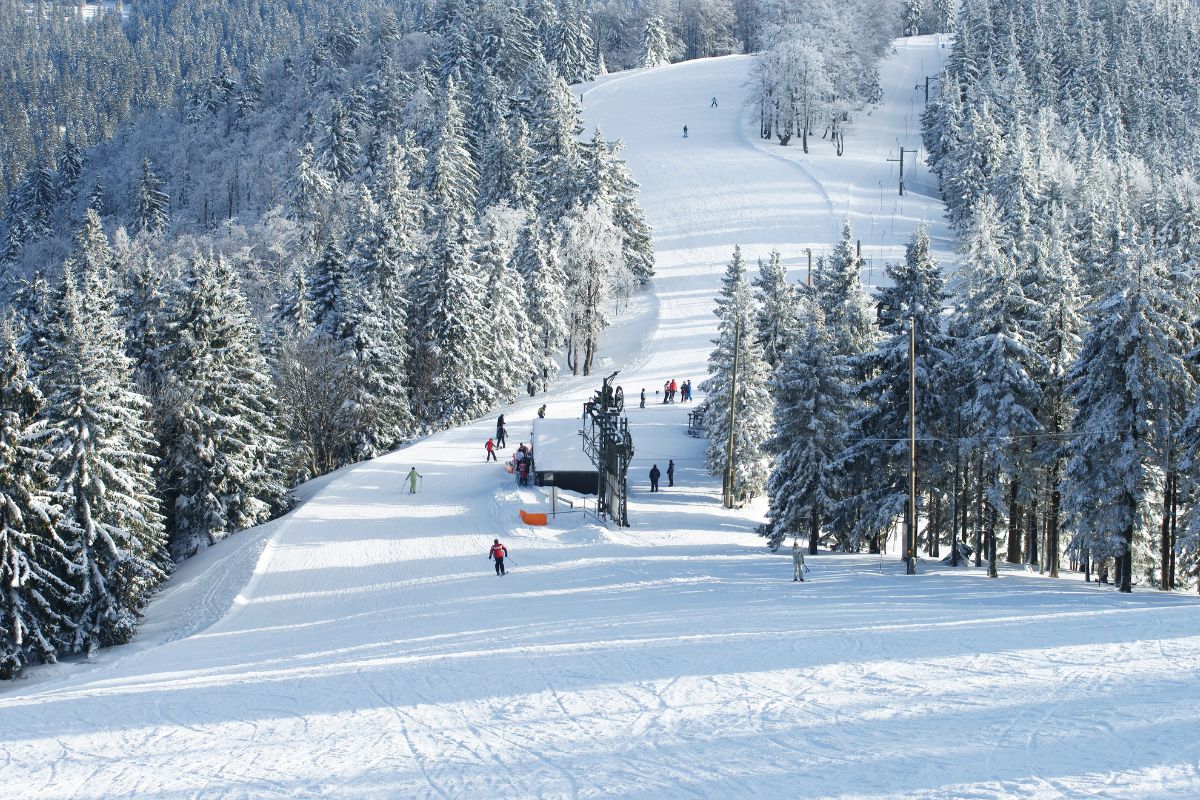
xmin=955 ymin=198 xmax=1046 ymax=576
xmin=517 ymin=222 xmax=567 ymax=395
xmin=752 ymin=250 xmax=797 ymax=368
xmin=702 ymin=246 xmax=773 ymax=504
xmin=641 ymin=17 xmax=671 ymax=68
xmin=414 ymin=216 xmax=496 ymax=425
xmin=0 ymin=320 xmax=68 ymax=677
xmin=1062 ymin=249 xmax=1189 ymax=593
xmin=156 ymin=253 xmax=284 ymax=559
xmin=134 ymin=158 xmax=169 ymax=237
xmin=478 ymin=213 xmax=534 ymax=403
xmin=322 ymin=99 xmax=360 ymax=182
xmin=836 ymin=225 xmax=953 ymax=550
xmin=41 ymin=266 xmax=166 ymax=654
xmin=765 ymin=295 xmax=849 ymax=553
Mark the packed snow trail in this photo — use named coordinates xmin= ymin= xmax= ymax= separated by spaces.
xmin=3 ymin=37 xmax=1200 ymax=799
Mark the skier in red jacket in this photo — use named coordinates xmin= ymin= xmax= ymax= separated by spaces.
xmin=489 ymin=539 xmax=508 ymax=575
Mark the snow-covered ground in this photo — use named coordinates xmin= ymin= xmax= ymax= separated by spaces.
xmin=3 ymin=37 xmax=1200 ymax=799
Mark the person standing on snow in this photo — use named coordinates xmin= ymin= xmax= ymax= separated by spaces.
xmin=649 ymin=464 xmax=661 ymax=492
xmin=662 ymin=380 xmax=671 ymax=403
xmin=489 ymin=539 xmax=509 ymax=575
xmin=711 ymin=97 xmax=718 ymax=107
xmin=406 ymin=467 xmax=422 ymax=494
xmin=496 ymin=421 xmax=508 ymax=449
xmin=485 ymin=437 xmax=497 ymax=462
xmin=538 ymin=404 xmax=547 ymax=419
xmin=792 ymin=540 xmax=806 ymax=582
xmin=683 ymin=125 xmax=688 ymax=138
xmin=667 ymin=459 xmax=675 ymax=487
xmin=669 ymin=379 xmax=678 ymax=402
xmin=640 ymin=388 xmax=646 ymax=409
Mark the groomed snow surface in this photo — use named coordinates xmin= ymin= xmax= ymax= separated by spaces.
xmin=3 ymin=37 xmax=1199 ymax=799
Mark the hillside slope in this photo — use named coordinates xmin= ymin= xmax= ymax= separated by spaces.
xmin=2 ymin=38 xmax=1199 ymax=800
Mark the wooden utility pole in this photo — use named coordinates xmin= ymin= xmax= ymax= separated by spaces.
xmin=805 ymin=248 xmax=813 ymax=286
xmin=907 ymin=316 xmax=917 ymax=575
xmin=724 ymin=319 xmax=741 ymax=509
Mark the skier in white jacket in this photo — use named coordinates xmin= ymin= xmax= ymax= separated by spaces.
xmin=792 ymin=540 xmax=806 ymax=582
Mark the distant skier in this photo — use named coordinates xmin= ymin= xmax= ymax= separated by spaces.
xmin=667 ymin=459 xmax=675 ymax=487
xmin=792 ymin=540 xmax=806 ymax=582
xmin=485 ymin=437 xmax=497 ymax=462
xmin=649 ymin=464 xmax=661 ymax=492
xmin=489 ymin=539 xmax=509 ymax=575
xmin=538 ymin=404 xmax=547 ymax=419
xmin=683 ymin=125 xmax=688 ymax=138
xmin=662 ymin=380 xmax=671 ymax=403
xmin=640 ymin=388 xmax=646 ymax=409
xmin=496 ymin=421 xmax=508 ymax=449
xmin=406 ymin=467 xmax=422 ymax=494
xmin=669 ymin=379 xmax=678 ymax=402
xmin=711 ymin=97 xmax=718 ymax=107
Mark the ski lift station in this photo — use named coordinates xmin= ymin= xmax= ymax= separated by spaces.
xmin=532 ymin=418 xmax=597 ymax=495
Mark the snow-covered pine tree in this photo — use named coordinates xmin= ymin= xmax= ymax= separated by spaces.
xmin=342 ymin=191 xmax=415 ymax=457
xmin=307 ymin=239 xmax=352 ymax=340
xmin=641 ymin=16 xmax=671 ymax=68
xmin=597 ymin=137 xmax=655 ymax=286
xmin=322 ymin=99 xmax=360 ymax=182
xmin=133 ymin=158 xmax=169 ymax=238
xmin=815 ymin=220 xmax=877 ymax=369
xmin=477 ymin=209 xmax=534 ymax=403
xmin=156 ymin=253 xmax=284 ymax=559
xmin=515 ymin=221 xmax=567 ymax=394
xmin=55 ymin=140 xmax=84 ymax=201
xmin=702 ymin=245 xmax=773 ymax=504
xmin=520 ymin=56 xmax=583 ymax=223
xmin=273 ymin=268 xmax=314 ymax=339
xmin=836 ymin=224 xmax=953 ymax=552
xmin=290 ymin=143 xmax=332 ymax=246
xmin=902 ymin=0 xmax=922 ymax=36
xmin=1026 ymin=203 xmax=1083 ymax=576
xmin=119 ymin=245 xmax=168 ymax=394
xmin=423 ymin=79 xmax=480 ymax=227
xmin=814 ymin=221 xmax=877 ymax=547
xmin=478 ymin=115 xmax=535 ymax=213
xmin=87 ymin=177 xmax=106 ymax=215
xmin=752 ymin=249 xmax=797 ymax=368
xmin=1062 ymin=248 xmax=1190 ymax=593
xmin=0 ymin=319 xmax=68 ymax=678
xmin=546 ymin=0 xmax=595 ymax=84
xmin=764 ymin=293 xmax=849 ymax=553
xmin=955 ymin=197 xmax=1046 ymax=577
xmin=559 ymin=202 xmax=625 ymax=376
xmin=40 ymin=266 xmax=166 ymax=654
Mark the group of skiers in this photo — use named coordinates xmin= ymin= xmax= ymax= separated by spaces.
xmin=648 ymin=459 xmax=675 ymax=492
xmin=661 ymin=379 xmax=691 ymax=403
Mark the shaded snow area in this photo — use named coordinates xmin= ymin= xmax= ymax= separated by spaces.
xmin=3 ymin=37 xmax=1199 ymax=798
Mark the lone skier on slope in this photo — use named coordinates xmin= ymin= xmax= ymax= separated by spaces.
xmin=792 ymin=540 xmax=806 ymax=582
xmin=406 ymin=467 xmax=422 ymax=494
xmin=711 ymin=97 xmax=718 ymax=107
xmin=489 ymin=539 xmax=509 ymax=575
xmin=683 ymin=125 xmax=688 ymax=138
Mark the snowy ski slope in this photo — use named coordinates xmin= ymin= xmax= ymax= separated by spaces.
xmin=2 ymin=36 xmax=1199 ymax=799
